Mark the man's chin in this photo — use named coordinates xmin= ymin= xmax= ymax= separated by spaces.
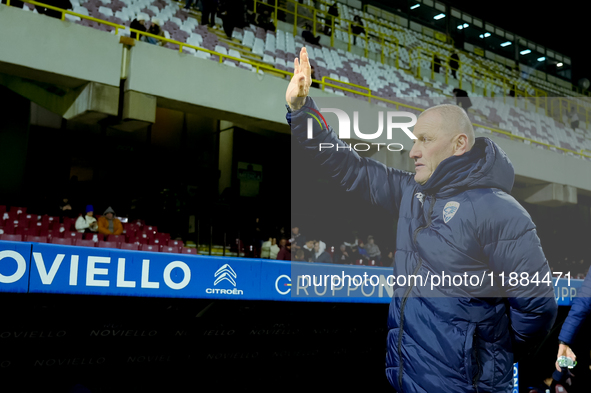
xmin=414 ymin=175 xmax=428 ymax=185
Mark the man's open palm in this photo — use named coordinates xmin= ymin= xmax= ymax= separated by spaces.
xmin=286 ymin=47 xmax=311 ymax=111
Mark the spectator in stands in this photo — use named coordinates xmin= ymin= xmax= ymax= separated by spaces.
xmin=333 ymin=244 xmax=352 ymax=264
xmin=220 ymin=0 xmax=243 ymax=38
xmin=453 ymin=88 xmax=472 ymax=111
xmin=433 ymin=54 xmax=441 ymax=74
xmin=269 ymin=238 xmax=280 ymax=259
xmin=310 ymin=66 xmax=320 ymax=88
xmin=310 ymin=240 xmax=332 ymax=263
xmin=357 ymin=239 xmax=370 ymax=260
xmin=142 ymin=20 xmax=165 ymax=45
xmin=294 ymin=249 xmax=306 ymax=261
xmin=351 ymin=15 xmax=365 ymax=45
xmin=570 ymin=109 xmax=580 ymax=130
xmin=302 ymin=23 xmax=321 ymax=46
xmin=58 ymin=196 xmax=75 ymax=219
xmin=302 ymin=239 xmax=315 ymax=261
xmin=75 ymin=205 xmax=98 ymax=233
xmin=201 ymin=0 xmax=217 ymax=27
xmin=184 ymin=0 xmax=200 ymax=11
xmin=1 ymin=0 xmax=24 ymax=9
xmin=323 ymin=1 xmax=338 ymax=36
xmin=449 ymin=51 xmax=459 ymax=79
xmin=291 ymin=225 xmax=306 ymax=253
xmin=385 ymin=250 xmax=395 ymax=267
xmin=130 ymin=17 xmax=147 ymax=39
xmin=255 ymin=9 xmax=275 ymax=32
xmin=98 ymin=207 xmax=123 ymax=236
xmin=555 ymin=266 xmax=591 ymax=374
xmin=366 ymin=236 xmax=381 ymax=264
xmin=261 ymin=237 xmax=273 ymax=258
xmin=276 ymin=239 xmax=291 ymax=260
xmin=35 ymin=0 xmax=72 ymax=20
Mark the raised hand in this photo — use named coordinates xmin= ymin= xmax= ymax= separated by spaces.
xmin=556 ymin=343 xmax=576 ymax=372
xmin=285 ymin=47 xmax=312 ymax=111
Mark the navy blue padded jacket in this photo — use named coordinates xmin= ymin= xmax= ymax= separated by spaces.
xmin=287 ymin=97 xmax=558 ymax=393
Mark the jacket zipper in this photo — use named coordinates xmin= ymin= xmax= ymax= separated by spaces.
xmin=473 ymin=329 xmax=481 ymax=393
xmin=397 ymin=196 xmax=436 ymax=390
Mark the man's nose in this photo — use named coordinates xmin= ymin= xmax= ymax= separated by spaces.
xmin=409 ymin=144 xmax=420 ymax=159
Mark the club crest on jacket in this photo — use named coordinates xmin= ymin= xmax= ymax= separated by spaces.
xmin=443 ymin=202 xmax=460 ymax=223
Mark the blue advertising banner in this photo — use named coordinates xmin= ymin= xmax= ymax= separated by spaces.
xmin=0 ymin=241 xmax=586 ymax=307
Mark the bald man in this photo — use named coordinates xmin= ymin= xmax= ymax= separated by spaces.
xmin=285 ymin=47 xmax=557 ymax=393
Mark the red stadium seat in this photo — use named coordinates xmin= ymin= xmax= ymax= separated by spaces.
xmin=21 ymin=227 xmax=40 ymax=237
xmin=25 ymin=214 xmax=40 ymax=222
xmin=120 ymin=243 xmax=139 ymax=251
xmin=84 ymin=233 xmax=102 ymax=242
xmin=65 ymin=231 xmax=83 ymax=241
xmin=355 ymin=259 xmax=364 ymax=265
xmin=9 ymin=207 xmax=27 ymax=215
xmin=30 ymin=220 xmax=50 ymax=230
xmin=150 ymin=237 xmax=165 ymax=246
xmin=181 ymin=247 xmax=198 ymax=255
xmin=75 ymin=239 xmax=96 ymax=247
xmin=26 ymin=235 xmax=48 ymax=243
xmin=168 ymin=239 xmax=184 ymax=247
xmin=162 ymin=246 xmax=181 ymax=254
xmin=145 ymin=225 xmax=158 ymax=234
xmin=98 ymin=241 xmax=118 ymax=249
xmin=13 ymin=219 xmax=29 ymax=228
xmin=62 ymin=217 xmax=74 ymax=231
xmin=156 ymin=233 xmax=171 ymax=242
xmin=141 ymin=244 xmax=161 ymax=252
xmin=0 ymin=234 xmax=23 ymax=242
xmin=107 ymin=234 xmax=125 ymax=243
xmin=51 ymin=238 xmax=73 ymax=246
xmin=138 ymin=231 xmax=154 ymax=241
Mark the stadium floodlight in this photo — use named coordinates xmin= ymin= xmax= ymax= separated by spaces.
xmin=410 ymin=3 xmax=420 ymax=9
xmin=557 ymin=62 xmax=563 ymax=67
xmin=433 ymin=13 xmax=446 ymax=20
xmin=458 ymin=23 xmax=469 ymax=29
xmin=537 ymin=56 xmax=546 ymax=61
xmin=520 ymin=49 xmax=531 ymax=55
xmin=479 ymin=32 xmax=491 ymax=38
xmin=463 ymin=23 xmax=469 ymax=28
xmin=500 ymin=41 xmax=512 ymax=47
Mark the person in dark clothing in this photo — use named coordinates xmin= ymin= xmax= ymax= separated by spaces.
xmin=130 ymin=18 xmax=147 ymax=39
xmin=221 ymin=0 xmax=243 ymax=38
xmin=285 ymin=47 xmax=557 ymax=393
xmin=1 ymin=0 xmax=24 ymax=8
xmin=433 ymin=54 xmax=441 ymax=74
xmin=302 ymin=23 xmax=320 ymax=46
xmin=333 ymin=244 xmax=352 ymax=264
xmin=323 ymin=1 xmax=338 ymax=35
xmin=310 ymin=66 xmax=320 ymax=89
xmin=453 ymin=88 xmax=472 ymax=111
xmin=351 ymin=15 xmax=365 ymax=45
xmin=35 ymin=0 xmax=72 ymax=19
xmin=255 ymin=9 xmax=275 ymax=32
xmin=201 ymin=0 xmax=217 ymax=27
xmin=58 ymin=196 xmax=76 ymax=219
xmin=276 ymin=240 xmax=291 ymax=260
xmin=449 ymin=51 xmax=460 ymax=79
xmin=310 ymin=241 xmax=332 ymax=263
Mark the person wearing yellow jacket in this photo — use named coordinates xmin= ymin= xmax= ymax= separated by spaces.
xmin=98 ymin=207 xmax=123 ymax=236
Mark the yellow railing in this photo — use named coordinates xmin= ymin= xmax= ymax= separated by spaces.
xmin=5 ymin=0 xmax=591 ymax=159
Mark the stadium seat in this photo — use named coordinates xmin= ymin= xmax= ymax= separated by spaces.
xmin=168 ymin=239 xmax=183 ymax=247
xmin=162 ymin=246 xmax=180 ymax=253
xmin=51 ymin=238 xmax=73 ymax=246
xmin=65 ymin=231 xmax=83 ymax=241
xmin=141 ymin=244 xmax=161 ymax=252
xmin=0 ymin=234 xmax=23 ymax=242
xmin=98 ymin=241 xmax=118 ymax=249
xmin=144 ymin=225 xmax=157 ymax=234
xmin=26 ymin=235 xmax=48 ymax=243
xmin=0 ymin=226 xmax=14 ymax=235
xmin=9 ymin=207 xmax=26 ymax=215
xmin=107 ymin=235 xmax=125 ymax=244
xmin=181 ymin=247 xmax=197 ymax=255
xmin=25 ymin=214 xmax=40 ymax=221
xmin=120 ymin=243 xmax=139 ymax=251
xmin=75 ymin=239 xmax=96 ymax=247
xmin=84 ymin=233 xmax=102 ymax=242
xmin=20 ymin=227 xmax=40 ymax=237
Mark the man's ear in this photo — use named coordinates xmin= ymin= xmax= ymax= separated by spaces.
xmin=453 ymin=134 xmax=469 ymax=156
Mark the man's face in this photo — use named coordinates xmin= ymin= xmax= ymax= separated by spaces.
xmin=314 ymin=242 xmax=320 ymax=252
xmin=106 ymin=213 xmax=114 ymax=219
xmin=306 ymin=240 xmax=314 ymax=249
xmin=409 ymin=112 xmax=456 ymax=185
xmin=292 ymin=227 xmax=299 ymax=235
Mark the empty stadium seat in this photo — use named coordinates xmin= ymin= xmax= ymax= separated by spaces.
xmin=162 ymin=246 xmax=180 ymax=253
xmin=9 ymin=207 xmax=26 ymax=215
xmin=181 ymin=247 xmax=197 ymax=255
xmin=65 ymin=231 xmax=83 ymax=240
xmin=75 ymin=239 xmax=96 ymax=247
xmin=168 ymin=239 xmax=183 ymax=247
xmin=0 ymin=234 xmax=23 ymax=242
xmin=107 ymin=235 xmax=125 ymax=244
xmin=120 ymin=243 xmax=139 ymax=251
xmin=26 ymin=235 xmax=49 ymax=243
xmin=51 ymin=238 xmax=73 ymax=246
xmin=98 ymin=241 xmax=118 ymax=249
xmin=141 ymin=244 xmax=161 ymax=252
